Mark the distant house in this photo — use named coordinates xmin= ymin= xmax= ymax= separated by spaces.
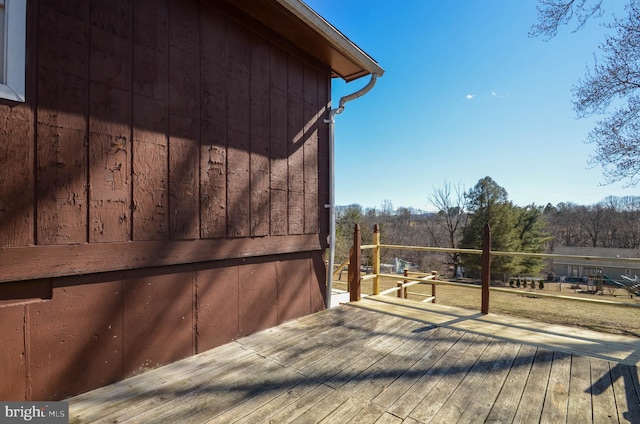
xmin=0 ymin=0 xmax=382 ymax=401
xmin=553 ymin=246 xmax=640 ymax=285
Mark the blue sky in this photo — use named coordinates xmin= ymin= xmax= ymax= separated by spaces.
xmin=303 ymin=0 xmax=636 ymax=211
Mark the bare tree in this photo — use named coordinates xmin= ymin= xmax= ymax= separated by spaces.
xmin=546 ymin=197 xmax=640 ymax=248
xmin=605 ymin=196 xmax=640 ymax=247
xmin=577 ymin=3 xmax=640 ymax=186
xmin=575 ymin=203 xmax=614 ymax=247
xmin=530 ymin=0 xmax=604 ymax=40
xmin=427 ymin=181 xmax=467 ymax=277
xmin=532 ymin=1 xmax=640 ymax=186
xmin=546 ymin=202 xmax=585 ymax=247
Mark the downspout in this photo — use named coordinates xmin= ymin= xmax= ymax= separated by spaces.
xmin=325 ymin=73 xmax=379 ymax=308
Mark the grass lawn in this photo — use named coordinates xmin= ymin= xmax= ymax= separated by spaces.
xmin=333 ymin=278 xmax=640 ymax=338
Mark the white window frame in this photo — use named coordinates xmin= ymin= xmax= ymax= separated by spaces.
xmin=0 ymin=0 xmax=26 ymax=102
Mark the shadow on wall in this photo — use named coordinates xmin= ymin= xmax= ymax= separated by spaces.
xmin=0 ymin=0 xmax=330 ymax=401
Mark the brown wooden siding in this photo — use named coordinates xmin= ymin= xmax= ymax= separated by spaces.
xmin=200 ymin=5 xmax=228 ymax=238
xmin=0 ymin=253 xmax=324 ymax=401
xmin=0 ymin=234 xmax=322 ymax=284
xmin=0 ymin=0 xmax=331 ymax=401
xmin=270 ymin=47 xmax=289 ymax=235
xmin=132 ymin=0 xmax=169 ymax=242
xmin=0 ymin=0 xmax=330 ymax=264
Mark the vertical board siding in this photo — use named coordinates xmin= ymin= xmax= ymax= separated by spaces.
xmin=132 ymin=95 xmax=169 ymax=240
xmin=239 ymin=261 xmax=278 ymax=336
xmin=317 ymin=78 xmax=331 ymax=237
xmin=311 ymin=252 xmax=328 ymax=310
xmin=169 ymin=0 xmax=200 ymax=240
xmin=250 ymin=34 xmax=271 ymax=237
xmin=1 ymin=0 xmax=329 ymax=248
xmin=28 ymin=281 xmax=125 ymax=400
xmin=200 ymin=5 xmax=228 ymax=239
xmin=88 ymin=84 xmax=132 ymax=243
xmin=36 ymin=3 xmax=89 ymax=245
xmin=0 ymin=0 xmax=332 ymax=401
xmin=195 ymin=265 xmax=239 ymax=352
xmin=132 ymin=0 xmax=169 ymax=241
xmin=123 ymin=272 xmax=194 ymax=377
xmin=0 ymin=0 xmax=37 ymax=247
xmin=287 ymin=59 xmax=304 ymax=235
xmin=226 ymin=22 xmax=251 ymax=237
xmin=0 ymin=254 xmax=323 ymax=401
xmin=270 ymin=49 xmax=289 ymax=235
xmin=0 ymin=306 xmax=27 ymax=400
xmin=168 ymin=48 xmax=200 ymax=240
xmin=88 ymin=1 xmax=133 ymax=243
xmin=277 ymin=256 xmax=312 ymax=323
xmin=303 ymin=65 xmax=319 ymax=234
xmin=0 ymin=106 xmax=35 ymax=246
xmin=133 ymin=0 xmax=169 ymax=58
xmin=169 ymin=0 xmax=200 ymax=55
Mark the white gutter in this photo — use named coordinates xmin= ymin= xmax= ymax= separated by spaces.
xmin=325 ymin=74 xmax=380 ymax=308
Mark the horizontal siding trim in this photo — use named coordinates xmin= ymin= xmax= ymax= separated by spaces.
xmin=0 ymin=235 xmax=324 ymax=283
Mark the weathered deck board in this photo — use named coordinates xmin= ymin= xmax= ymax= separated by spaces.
xmin=68 ymin=342 xmax=253 ymax=421
xmin=591 ymin=359 xmax=619 ymax=424
xmin=408 ymin=334 xmax=491 ymax=422
xmin=385 ymin=332 xmax=477 ymax=419
xmin=68 ymin=298 xmax=640 ymax=423
xmin=610 ymin=362 xmax=640 ymax=423
xmin=483 ymin=344 xmax=537 ymax=423
xmin=229 ymin=383 xmax=327 ymax=424
xmin=427 ymin=339 xmax=509 ymax=423
xmin=567 ymin=354 xmax=593 ymax=423
xmin=540 ymin=351 xmax=571 ymax=423
xmin=511 ymin=348 xmax=554 ymax=423
xmin=457 ymin=341 xmax=522 ymax=424
xmin=261 ymin=384 xmax=335 ymax=423
xmin=370 ymin=327 xmax=454 ymax=409
xmin=353 ymin=295 xmax=640 ymax=365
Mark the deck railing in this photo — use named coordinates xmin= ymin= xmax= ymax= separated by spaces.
xmin=346 ymin=223 xmax=640 ymax=314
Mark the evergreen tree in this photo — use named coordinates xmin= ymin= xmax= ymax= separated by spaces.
xmin=514 ymin=205 xmax=551 ymax=275
xmin=460 ymin=178 xmax=550 ymax=279
xmin=335 ymin=204 xmax=364 ymax=264
xmin=460 ymin=177 xmax=520 ymax=277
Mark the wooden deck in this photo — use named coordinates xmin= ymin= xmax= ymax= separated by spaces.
xmin=68 ymin=296 xmax=640 ymax=423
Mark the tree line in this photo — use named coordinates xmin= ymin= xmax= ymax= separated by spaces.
xmin=336 ymin=176 xmax=640 ymax=280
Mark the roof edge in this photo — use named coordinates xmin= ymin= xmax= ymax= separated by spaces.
xmin=276 ymin=0 xmax=385 ymax=79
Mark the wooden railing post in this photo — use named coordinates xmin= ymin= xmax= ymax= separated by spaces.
xmin=373 ymin=224 xmax=380 ymax=295
xmin=431 ymin=271 xmax=437 ymax=303
xmin=399 ymin=268 xmax=409 ymax=298
xmin=404 ymin=270 xmax=408 ymax=298
xmin=348 ymin=224 xmax=361 ymax=302
xmin=481 ymin=224 xmax=491 ymax=314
